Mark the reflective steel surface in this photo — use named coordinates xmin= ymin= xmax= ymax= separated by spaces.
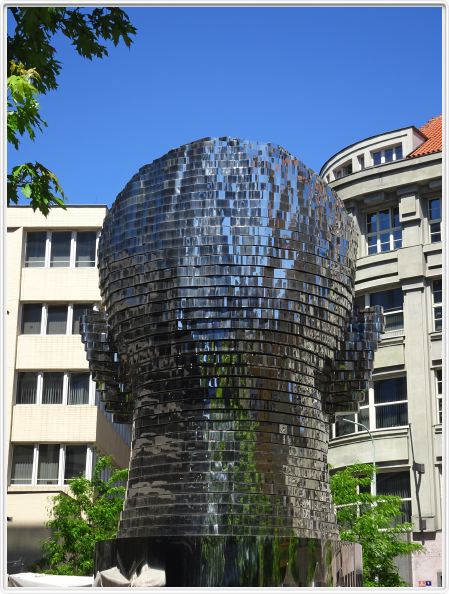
xmin=81 ymin=138 xmax=382 ymax=564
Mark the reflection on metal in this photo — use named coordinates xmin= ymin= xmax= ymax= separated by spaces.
xmin=81 ymin=137 xmax=383 ymax=586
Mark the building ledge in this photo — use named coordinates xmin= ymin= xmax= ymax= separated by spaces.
xmin=423 ymin=242 xmax=442 ymax=254
xmin=7 ymin=485 xmax=69 ymax=494
xmin=330 ymin=425 xmax=409 ymax=448
xmin=430 ymin=332 xmax=442 ymax=342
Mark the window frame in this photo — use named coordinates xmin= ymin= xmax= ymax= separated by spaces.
xmin=24 ymin=230 xmax=99 ymax=269
xmin=358 ymin=290 xmax=404 ymax=334
xmin=435 ymin=368 xmax=442 ymax=424
xmin=331 ymin=374 xmax=408 ymax=438
xmin=14 ymin=371 xmax=95 ymax=405
xmin=432 ymin=279 xmax=442 ymax=333
xmin=428 ymin=198 xmax=441 ymax=244
xmin=371 ymin=144 xmax=403 ymax=166
xmin=376 ymin=469 xmax=412 ymax=524
xmin=20 ymin=303 xmax=97 ymax=336
xmin=9 ymin=444 xmax=93 ymax=486
xmin=366 ymin=206 xmax=402 ymax=255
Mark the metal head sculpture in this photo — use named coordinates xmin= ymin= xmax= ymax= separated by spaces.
xmin=82 ymin=138 xmax=382 ymax=586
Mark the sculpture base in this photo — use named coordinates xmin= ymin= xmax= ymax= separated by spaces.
xmin=95 ymin=536 xmax=362 ymax=587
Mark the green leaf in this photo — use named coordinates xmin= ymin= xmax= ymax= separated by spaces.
xmin=21 ymin=183 xmax=31 ymax=197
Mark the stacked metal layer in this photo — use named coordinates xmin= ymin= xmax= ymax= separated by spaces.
xmin=82 ymin=137 xmax=382 ymax=542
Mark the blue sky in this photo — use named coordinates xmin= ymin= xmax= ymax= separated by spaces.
xmin=8 ymin=6 xmax=442 ymax=207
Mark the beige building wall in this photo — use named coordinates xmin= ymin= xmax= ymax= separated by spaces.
xmin=6 ymin=206 xmax=131 ymax=570
xmin=322 ymin=136 xmax=442 ymax=587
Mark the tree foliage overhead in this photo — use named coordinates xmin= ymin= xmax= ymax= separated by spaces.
xmin=40 ymin=456 xmax=128 ymax=576
xmin=7 ymin=7 xmax=136 ymax=215
xmin=330 ymin=463 xmax=424 ymax=587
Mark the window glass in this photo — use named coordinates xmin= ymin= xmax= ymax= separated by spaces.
xmin=377 ymin=471 xmax=411 ymax=522
xmin=46 ymin=305 xmax=68 ymax=335
xmin=367 ymin=213 xmax=377 ymax=233
xmin=72 ymin=304 xmax=94 ymax=334
xmin=64 ymin=446 xmax=87 ymax=482
xmin=17 ymin=372 xmax=38 ymax=404
xmin=368 ymin=236 xmax=377 ymax=255
xmin=429 ymin=198 xmax=441 ymax=221
xmin=376 ymin=403 xmax=408 ymax=428
xmin=392 ymin=207 xmax=400 ymax=227
xmin=358 ymin=407 xmax=370 ymax=428
xmin=385 ymin=148 xmax=393 ymax=162
xmin=21 ymin=304 xmax=42 ymax=334
xmin=50 ymin=232 xmax=71 ymax=267
xmin=37 ymin=444 xmax=59 ymax=484
xmin=436 ymin=369 xmax=442 ymax=424
xmin=394 ymin=145 xmax=403 ymax=160
xmin=11 ymin=445 xmax=34 ymax=484
xmin=68 ymin=373 xmax=90 ymax=405
xmin=42 ymin=372 xmax=64 ymax=404
xmin=378 ymin=210 xmax=390 ymax=230
xmin=370 ymin=289 xmax=403 ymax=311
xmin=374 ymin=377 xmax=407 ymax=404
xmin=373 ymin=151 xmax=381 ymax=166
xmin=433 ymin=279 xmax=442 ymax=303
xmin=25 ymin=232 xmax=46 ymax=267
xmin=335 ymin=414 xmax=355 ymax=437
xmin=75 ymin=232 xmax=97 ymax=267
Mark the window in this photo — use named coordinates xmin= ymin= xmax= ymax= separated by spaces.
xmin=366 ymin=207 xmax=401 ymax=254
xmin=10 ymin=445 xmax=34 ymax=484
xmin=332 ymin=376 xmax=407 ymax=437
xmin=50 ymin=232 xmax=72 ymax=267
xmin=372 ymin=145 xmax=403 ymax=166
xmin=10 ymin=444 xmax=91 ymax=486
xmin=370 ymin=289 xmax=404 ymax=332
xmin=335 ymin=391 xmax=369 ymax=437
xmin=72 ymin=303 xmax=94 ymax=334
xmin=42 ymin=372 xmax=64 ymax=404
xmin=435 ymin=369 xmax=442 ymax=424
xmin=432 ymin=280 xmax=442 ymax=332
xmin=68 ymin=373 xmax=90 ymax=405
xmin=46 ymin=305 xmax=68 ymax=334
xmin=358 ymin=155 xmax=365 ymax=170
xmin=37 ymin=444 xmax=60 ymax=484
xmin=429 ymin=198 xmax=441 ymax=243
xmin=15 ymin=371 xmax=93 ymax=405
xmin=21 ymin=304 xmax=42 ymax=334
xmin=377 ymin=471 xmax=411 ymax=523
xmin=16 ymin=372 xmax=38 ymax=404
xmin=20 ymin=303 xmax=97 ymax=336
xmin=333 ymin=161 xmax=353 ymax=179
xmin=24 ymin=232 xmax=46 ymax=267
xmin=374 ymin=377 xmax=408 ymax=429
xmin=64 ymin=446 xmax=87 ymax=482
xmin=23 ymin=230 xmax=99 ymax=268
xmin=75 ymin=232 xmax=97 ymax=267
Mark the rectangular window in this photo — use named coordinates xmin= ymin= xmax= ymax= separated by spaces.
xmin=334 ymin=391 xmax=369 ymax=437
xmin=75 ymin=232 xmax=97 ymax=267
xmin=366 ymin=207 xmax=401 ymax=254
xmin=374 ymin=377 xmax=408 ymax=428
xmin=64 ymin=446 xmax=87 ymax=483
xmin=16 ymin=372 xmax=38 ymax=404
xmin=429 ymin=198 xmax=441 ymax=243
xmin=377 ymin=471 xmax=411 ymax=523
xmin=370 ymin=288 xmax=404 ymax=332
xmin=21 ymin=304 xmax=42 ymax=334
xmin=68 ymin=373 xmax=90 ymax=405
xmin=10 ymin=445 xmax=34 ymax=484
xmin=37 ymin=444 xmax=60 ymax=484
xmin=435 ymin=369 xmax=442 ymax=424
xmin=42 ymin=372 xmax=64 ymax=404
xmin=432 ymin=280 xmax=442 ymax=332
xmin=24 ymin=232 xmax=46 ymax=267
xmin=46 ymin=305 xmax=68 ymax=335
xmin=371 ymin=145 xmax=403 ymax=166
xmin=72 ymin=304 xmax=94 ymax=334
xmin=358 ymin=155 xmax=365 ymax=170
xmin=333 ymin=161 xmax=352 ymax=180
xmin=50 ymin=232 xmax=72 ymax=267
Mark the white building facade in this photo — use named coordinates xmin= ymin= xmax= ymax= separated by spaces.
xmin=6 ymin=206 xmax=131 ymax=572
xmin=320 ymin=116 xmax=443 ymax=587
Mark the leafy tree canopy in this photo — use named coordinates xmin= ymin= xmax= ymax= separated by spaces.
xmin=39 ymin=456 xmax=128 ymax=576
xmin=330 ymin=463 xmax=424 ymax=587
xmin=7 ymin=7 xmax=136 ymax=215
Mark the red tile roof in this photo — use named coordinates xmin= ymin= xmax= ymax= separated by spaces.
xmin=408 ymin=115 xmax=442 ymax=158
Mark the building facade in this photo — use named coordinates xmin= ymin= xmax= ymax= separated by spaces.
xmin=6 ymin=206 xmax=131 ymax=571
xmin=320 ymin=115 xmax=443 ymax=587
